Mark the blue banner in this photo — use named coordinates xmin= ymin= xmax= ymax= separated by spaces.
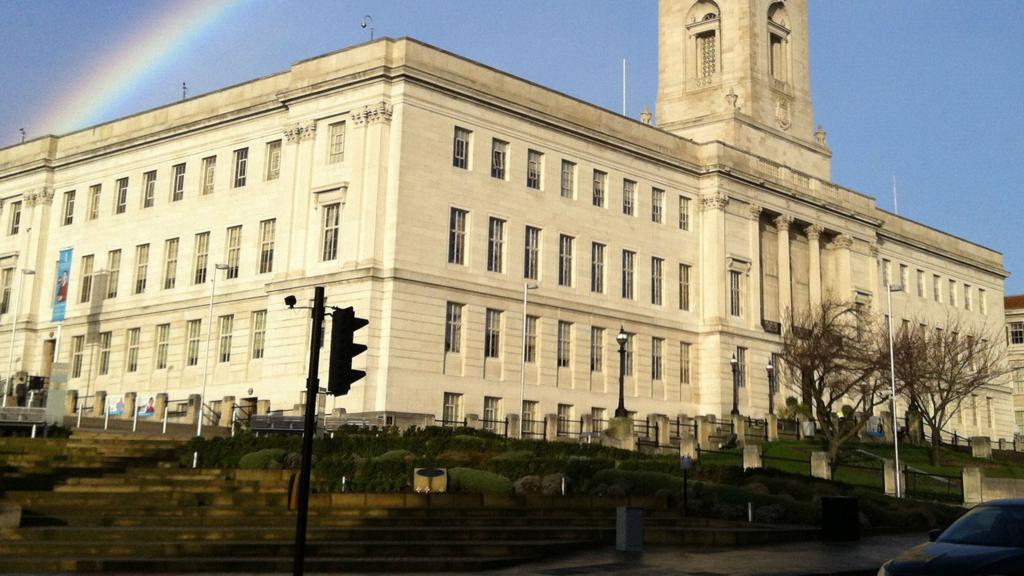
xmin=52 ymin=248 xmax=72 ymax=322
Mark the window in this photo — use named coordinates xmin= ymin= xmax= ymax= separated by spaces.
xmin=899 ymin=264 xmax=909 ymax=289
xmin=225 ymin=225 xmax=242 ymax=279
xmin=483 ymin=397 xmax=503 ymax=430
xmin=592 ymin=170 xmax=606 ymax=207
xmin=524 ymin=226 xmax=541 ymax=280
xmin=447 ymin=208 xmax=468 ymax=265
xmin=652 ymin=337 xmax=664 ymax=381
xmin=680 ymin=342 xmax=691 ymax=384
xmin=964 ymin=284 xmax=972 ymax=311
xmin=558 ymin=235 xmax=574 ymax=287
xmin=444 ymin=302 xmax=463 ymax=353
xmin=1009 ymin=322 xmax=1024 ymax=345
xmin=0 ymin=268 xmax=11 ymax=314
xmin=133 ymin=244 xmax=149 ymax=294
xmin=560 ymin=160 xmax=576 ymax=198
xmin=486 ymin=217 xmax=505 ymax=273
xmin=186 ymin=320 xmax=202 ymax=367
xmin=193 ymin=232 xmax=210 ymax=285
xmin=590 ymin=242 xmax=605 ymax=293
xmin=485 ymin=309 xmax=502 ymax=358
xmin=651 ymin=257 xmax=663 ymax=305
xmin=622 ymin=333 xmax=634 ymax=376
xmin=621 ymin=250 xmax=635 ymax=300
xmin=590 ymin=327 xmax=604 ymax=372
xmin=87 ymin=185 xmax=101 ymax=220
xmin=452 ymin=127 xmax=470 ymax=169
xmin=232 ymin=148 xmax=248 ymax=188
xmin=106 ymin=250 xmax=121 ymax=298
xmin=62 ymin=190 xmax=75 ymax=225
xmin=162 ymin=238 xmax=179 ymax=290
xmin=74 ymin=255 xmax=94 ymax=303
xmin=557 ymin=321 xmax=572 ymax=368
xmin=881 ymin=259 xmax=891 ymax=287
xmin=933 ymin=274 xmax=941 ymax=302
xmin=1013 ymin=363 xmax=1024 ymax=394
xmin=490 ymin=139 xmax=507 ymax=179
xmin=1016 ymin=409 xmax=1024 ymax=434
xmin=115 ymin=177 xmax=128 ymax=213
xmin=678 ymin=196 xmax=690 ymax=230
xmin=251 ymin=310 xmax=267 ymax=360
xmin=71 ymin=336 xmax=84 ymax=378
xmin=729 ymin=270 xmax=742 ymax=316
xmin=986 ymin=397 xmax=994 ymax=430
xmin=265 ymin=140 xmax=282 ymax=180
xmin=98 ymin=332 xmax=112 ymax=376
xmin=948 ymin=279 xmax=957 ymax=307
xmin=769 ymin=32 xmax=786 ymax=82
xmin=557 ymin=403 xmax=574 ymax=436
xmin=218 ymin=315 xmax=234 ymax=363
xmin=142 ymin=170 xmax=156 ymax=208
xmin=526 ymin=150 xmax=543 ymax=189
xmin=979 ymin=289 xmax=988 ymax=315
xmin=697 ymin=30 xmax=717 ymax=84
xmin=126 ymin=328 xmax=140 ymax=372
xmin=524 ymin=315 xmax=538 ymax=363
xmin=679 ymin=263 xmax=691 ymax=311
xmin=171 ymin=164 xmax=186 ymax=201
xmin=622 ymin=179 xmax=636 ymax=216
xmin=591 ymin=407 xmax=606 ymax=431
xmin=916 ymin=270 xmax=926 ymax=298
xmin=735 ymin=347 xmax=747 ymax=387
xmin=258 ymin=219 xmax=275 ymax=274
xmin=522 ymin=400 xmax=538 ymax=431
xmin=322 ymin=203 xmax=340 ymax=261
xmin=201 ymin=156 xmax=216 ymax=195
xmin=443 ymin=392 xmax=464 ymax=424
xmin=328 ymin=121 xmax=346 ymax=164
xmin=155 ymin=324 xmax=170 ymax=369
xmin=651 ymin=188 xmax=664 ymax=223
xmin=8 ymin=201 xmax=21 ymax=234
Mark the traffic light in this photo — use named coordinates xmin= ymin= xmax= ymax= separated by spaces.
xmin=327 ymin=306 xmax=368 ymax=396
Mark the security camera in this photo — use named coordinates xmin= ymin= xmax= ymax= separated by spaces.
xmin=284 ymin=295 xmax=297 ymax=308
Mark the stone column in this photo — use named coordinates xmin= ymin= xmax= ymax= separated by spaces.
xmin=884 ymin=459 xmax=906 ymax=497
xmin=466 ymin=413 xmax=481 ymax=430
xmin=766 ymin=413 xmax=779 ymax=442
xmin=680 ymin=433 xmax=698 ymax=460
xmin=775 ymin=215 xmax=794 ymax=322
xmin=732 ymin=414 xmax=747 ymax=445
xmin=807 ymin=224 xmax=824 ymax=308
xmin=653 ymin=414 xmax=670 ymax=447
xmin=64 ymin=390 xmax=78 ymax=416
xmin=743 ymin=445 xmax=763 ymax=470
xmin=748 ymin=205 xmax=763 ymax=329
xmin=868 ymin=243 xmax=880 ymax=308
xmin=507 ymin=414 xmax=521 ymax=439
xmin=219 ymin=396 xmax=235 ymax=427
xmin=810 ymin=451 xmax=831 ymax=480
xmin=154 ymin=393 xmax=168 ymax=420
xmin=123 ymin=393 xmax=137 ymax=420
xmin=971 ymin=437 xmax=992 ymax=459
xmin=544 ymin=414 xmax=559 ymax=442
xmin=832 ymin=235 xmax=854 ymax=302
xmin=962 ymin=466 xmax=983 ymax=506
xmin=186 ymin=393 xmax=202 ymax=425
xmin=696 ymin=415 xmax=713 ymax=450
xmin=701 ymin=192 xmax=729 ymax=322
xmin=880 ymin=411 xmax=894 ymax=443
xmin=92 ymin=391 xmax=106 ymax=417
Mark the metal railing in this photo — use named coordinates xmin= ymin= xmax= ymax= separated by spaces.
xmin=905 ymin=468 xmax=963 ymax=503
xmin=521 ymin=418 xmax=547 ymax=439
xmin=481 ymin=416 xmax=509 ymax=436
xmin=434 ymin=417 xmax=468 ymax=428
xmin=669 ymin=417 xmax=697 ymax=440
xmin=556 ymin=417 xmax=582 ymax=438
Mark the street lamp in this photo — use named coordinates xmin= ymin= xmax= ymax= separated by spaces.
xmin=518 ymin=282 xmax=538 ymax=433
xmin=766 ymin=358 xmax=776 ymax=416
xmin=3 ymin=269 xmax=35 ymax=408
xmin=614 ymin=327 xmax=629 ymax=418
xmin=198 ymin=264 xmax=230 ymax=438
xmin=730 ymin=352 xmax=740 ymax=416
xmin=885 ymin=282 xmax=904 ymax=497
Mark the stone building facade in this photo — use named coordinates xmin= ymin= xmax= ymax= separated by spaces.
xmin=0 ymin=0 xmax=1015 ymax=439
xmin=1007 ymin=295 xmax=1024 ymax=436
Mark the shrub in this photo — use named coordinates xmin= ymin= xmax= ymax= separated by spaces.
xmin=239 ymin=448 xmax=287 ymax=469
xmin=448 ymin=468 xmax=513 ymax=495
xmin=374 ymin=449 xmax=411 ymax=462
xmin=591 ymin=469 xmax=683 ymax=495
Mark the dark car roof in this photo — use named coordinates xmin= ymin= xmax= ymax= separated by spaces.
xmin=976 ymin=499 xmax=1024 ymax=506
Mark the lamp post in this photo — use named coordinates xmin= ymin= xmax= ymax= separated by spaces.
xmin=197 ymin=263 xmax=229 ymax=438
xmin=518 ymin=282 xmax=538 ymax=433
xmin=886 ymin=282 xmax=904 ymax=498
xmin=614 ymin=327 xmax=629 ymax=418
xmin=766 ymin=358 xmax=776 ymax=416
xmin=730 ymin=352 xmax=740 ymax=416
xmin=3 ymin=269 xmax=35 ymax=408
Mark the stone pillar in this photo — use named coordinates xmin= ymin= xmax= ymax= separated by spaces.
xmin=732 ymin=414 xmax=747 ymax=445
xmin=907 ymin=410 xmax=924 ymax=445
xmin=884 ymin=459 xmax=906 ymax=497
xmin=544 ymin=413 xmax=559 ymax=442
xmin=653 ymin=414 xmax=670 ymax=447
xmin=154 ymin=393 xmax=168 ymax=420
xmin=466 ymin=413 xmax=481 ymax=430
xmin=219 ymin=396 xmax=236 ymax=427
xmin=1015 ymin=436 xmax=1023 ymax=453
xmin=971 ymin=437 xmax=992 ymax=459
xmin=701 ymin=192 xmax=729 ymax=322
xmin=679 ymin=433 xmax=698 ymax=460
xmin=832 ymin=235 xmax=854 ymax=302
xmin=962 ymin=466 xmax=984 ymax=506
xmin=810 ymin=451 xmax=831 ymax=480
xmin=123 ymin=392 xmax=137 ymax=420
xmin=743 ymin=444 xmax=763 ymax=470
xmin=775 ymin=215 xmax=794 ymax=322
xmin=581 ymin=414 xmax=594 ymax=435
xmin=92 ymin=391 xmax=107 ymax=417
xmin=807 ymin=224 xmax=824 ymax=308
xmin=880 ymin=411 xmax=894 ymax=443
xmin=64 ymin=390 xmax=78 ymax=416
xmin=507 ymin=414 xmax=521 ymax=439
xmin=868 ymin=243 xmax=880 ymax=309
xmin=766 ymin=414 xmax=779 ymax=442
xmin=603 ymin=417 xmax=636 ymax=451
xmin=186 ymin=393 xmax=202 ymax=424
xmin=748 ymin=205 xmax=763 ymax=329
xmin=256 ymin=399 xmax=271 ymax=415
xmin=696 ymin=415 xmax=713 ymax=450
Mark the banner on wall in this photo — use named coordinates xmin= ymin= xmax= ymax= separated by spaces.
xmin=106 ymin=395 xmax=125 ymax=416
xmin=52 ymin=248 xmax=72 ymax=322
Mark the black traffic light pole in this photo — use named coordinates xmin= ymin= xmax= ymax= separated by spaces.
xmin=293 ymin=286 xmax=325 ymax=576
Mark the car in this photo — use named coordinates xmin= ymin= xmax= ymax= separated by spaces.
xmin=878 ymin=498 xmax=1024 ymax=575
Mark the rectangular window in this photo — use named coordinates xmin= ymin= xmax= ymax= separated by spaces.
xmin=452 ymin=127 xmax=470 ymax=169
xmin=590 ymin=326 xmax=604 ymax=372
xmin=193 ymin=232 xmax=210 ymax=285
xmin=447 ymin=208 xmax=468 ymax=265
xmin=201 ymin=156 xmax=216 ymax=195
xmin=881 ymin=258 xmax=891 ymax=287
xmin=899 ymin=264 xmax=909 ymax=289
xmin=621 ymin=250 xmax=635 ymax=300
xmin=651 ymin=257 xmax=663 ymax=306
xmin=651 ymin=188 xmax=664 ymax=223
xmin=735 ymin=347 xmax=747 ymax=387
xmin=329 ymin=122 xmax=346 ymax=164
xmin=557 ymin=403 xmax=574 ymax=436
xmin=218 ymin=315 xmax=234 ymax=363
xmin=71 ymin=335 xmax=84 ymax=378
xmin=258 ymin=219 xmax=275 ymax=274
xmin=592 ymin=170 xmax=606 ymax=207
xmin=171 ymin=163 xmax=186 ymax=201
xmin=142 ymin=170 xmax=156 ymax=208
xmin=678 ymin=196 xmax=690 ymax=230
xmin=591 ymin=407 xmax=606 ymax=431
xmin=524 ymin=226 xmax=541 ymax=280
xmin=522 ymin=400 xmax=538 ymax=428
xmin=485 ymin=309 xmax=502 ymax=359
xmin=680 ymin=342 xmax=691 ymax=384
xmin=916 ymin=269 xmax=926 ymax=297
xmin=444 ymin=302 xmax=463 ymax=353
xmin=265 ymin=140 xmax=282 ymax=180
xmin=964 ymin=284 xmax=972 ymax=310
xmin=133 ymin=244 xmax=149 ymax=294
xmin=560 ymin=160 xmax=576 ymax=199
xmin=115 ymin=177 xmax=128 ymax=214
xmin=186 ymin=319 xmax=201 ymax=367
xmin=651 ymin=337 xmax=664 ymax=381
xmin=490 ymin=139 xmax=507 ymax=179
xmin=623 ymin=333 xmax=634 ymax=376
xmin=524 ymin=315 xmax=538 ymax=363
xmin=948 ymin=279 xmax=957 ymax=307
xmin=1009 ymin=322 xmax=1024 ymax=345
xmin=232 ymin=148 xmax=248 ymax=188
xmin=486 ymin=217 xmax=506 ymax=273
xmin=622 ymin=179 xmax=635 ymax=216
xmin=225 ymin=225 xmax=242 ymax=279
xmin=679 ymin=263 xmax=691 ymax=311
xmin=106 ymin=249 xmax=121 ymax=298
xmin=155 ymin=324 xmax=170 ymax=370
xmin=979 ymin=289 xmax=987 ymax=315
xmin=78 ymin=255 xmax=94 ymax=303
xmin=322 ymin=203 xmax=340 ymax=261
xmin=483 ymin=397 xmax=503 ymax=431
xmin=557 ymin=321 xmax=572 ymax=368
xmin=590 ymin=242 xmax=605 ymax=294
xmin=558 ymin=235 xmax=574 ymax=287
xmin=87 ymin=185 xmax=101 ymax=221
xmin=0 ymin=268 xmax=11 ymax=314
xmin=251 ymin=310 xmax=267 ymax=360
xmin=126 ymin=328 xmax=140 ymax=372
xmin=8 ymin=201 xmax=21 ymax=234
xmin=162 ymin=238 xmax=179 ymax=290
xmin=729 ymin=270 xmax=742 ymax=316
xmin=526 ymin=150 xmax=543 ymax=189
xmin=933 ymin=274 xmax=941 ymax=302
xmin=1013 ymin=363 xmax=1024 ymax=393
xmin=443 ymin=392 xmax=464 ymax=424
xmin=98 ymin=332 xmax=112 ymax=376
xmin=62 ymin=190 xmax=75 ymax=225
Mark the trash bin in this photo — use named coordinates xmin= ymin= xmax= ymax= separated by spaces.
xmin=616 ymin=506 xmax=644 ymax=552
xmin=821 ymin=496 xmax=859 ymax=541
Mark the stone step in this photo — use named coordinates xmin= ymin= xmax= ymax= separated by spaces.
xmin=51 ymin=483 xmax=288 ymax=494
xmin=6 ymin=491 xmax=290 ymax=508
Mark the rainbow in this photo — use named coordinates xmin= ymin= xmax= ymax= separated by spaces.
xmin=33 ymin=0 xmax=246 ymax=137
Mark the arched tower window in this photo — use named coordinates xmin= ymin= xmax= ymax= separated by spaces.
xmin=686 ymin=1 xmax=721 ymax=88
xmin=767 ymin=2 xmax=791 ymax=84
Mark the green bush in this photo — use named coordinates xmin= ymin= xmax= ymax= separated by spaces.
xmin=374 ymin=449 xmax=411 ymax=462
xmin=591 ymin=469 xmax=684 ymax=495
xmin=239 ymin=448 xmax=287 ymax=469
xmin=448 ymin=467 xmax=513 ymax=495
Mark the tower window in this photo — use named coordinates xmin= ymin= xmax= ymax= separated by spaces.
xmin=697 ymin=31 xmax=717 ymax=86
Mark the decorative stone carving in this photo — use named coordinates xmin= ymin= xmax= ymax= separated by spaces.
xmin=725 ymin=89 xmax=739 ymax=110
xmin=815 ymin=125 xmax=828 ymax=146
xmin=639 ymin=106 xmax=652 ymax=125
xmin=24 ymin=187 xmax=53 ymax=207
xmin=868 ymin=243 xmax=880 ymax=257
xmin=775 ymin=97 xmax=792 ymax=130
xmin=351 ymin=101 xmax=394 ymax=126
xmin=701 ymin=191 xmax=729 ymax=211
xmin=774 ymin=214 xmax=793 ymax=231
xmin=284 ymin=122 xmax=316 ymax=143
xmin=832 ymin=234 xmax=854 ymax=250
xmin=748 ymin=204 xmax=763 ymax=220
xmin=807 ymin=224 xmax=825 ymax=241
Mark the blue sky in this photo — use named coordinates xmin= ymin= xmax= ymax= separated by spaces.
xmin=2 ymin=0 xmax=1022 ymax=293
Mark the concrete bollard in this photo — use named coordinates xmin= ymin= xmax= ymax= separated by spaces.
xmin=92 ymin=391 xmax=107 ymax=417
xmin=465 ymin=413 xmax=481 ymax=430
xmin=970 ymin=437 xmax=992 ymax=459
xmin=696 ymin=416 xmax=713 ymax=450
xmin=962 ymin=466 xmax=983 ymax=506
xmin=64 ymin=390 xmax=79 ymax=416
xmin=883 ymin=459 xmax=906 ymax=497
xmin=732 ymin=414 xmax=747 ymax=445
xmin=766 ymin=414 xmax=779 ymax=442
xmin=544 ymin=414 xmax=559 ymax=441
xmin=810 ymin=451 xmax=831 ymax=480
xmin=743 ymin=444 xmax=763 ymax=470
xmin=219 ymin=396 xmax=236 ymax=427
xmin=653 ymin=414 xmax=670 ymax=447
xmin=186 ymin=394 xmax=202 ymax=424
xmin=154 ymin=393 xmax=168 ymax=420
xmin=507 ymin=414 xmax=522 ymax=439
xmin=679 ymin=433 xmax=698 ymax=461
xmin=123 ymin=393 xmax=137 ymax=420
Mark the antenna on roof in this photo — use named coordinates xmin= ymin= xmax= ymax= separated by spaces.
xmin=361 ymin=15 xmax=374 ymax=41
xmin=892 ymin=175 xmax=898 ymax=215
xmin=622 ymin=59 xmax=627 ymax=116
xmin=19 ymin=128 xmax=26 ymax=143
xmin=182 ymin=82 xmax=188 ymax=101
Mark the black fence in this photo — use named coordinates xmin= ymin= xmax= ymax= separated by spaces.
xmin=905 ymin=469 xmax=963 ymax=503
xmin=480 ymin=417 xmax=509 ymax=436
xmin=521 ymin=418 xmax=547 ymax=439
xmin=778 ymin=418 xmax=800 ymax=437
xmin=669 ymin=417 xmax=697 ymax=440
xmin=435 ymin=418 xmax=468 ymax=428
xmin=557 ymin=417 xmax=583 ymax=438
